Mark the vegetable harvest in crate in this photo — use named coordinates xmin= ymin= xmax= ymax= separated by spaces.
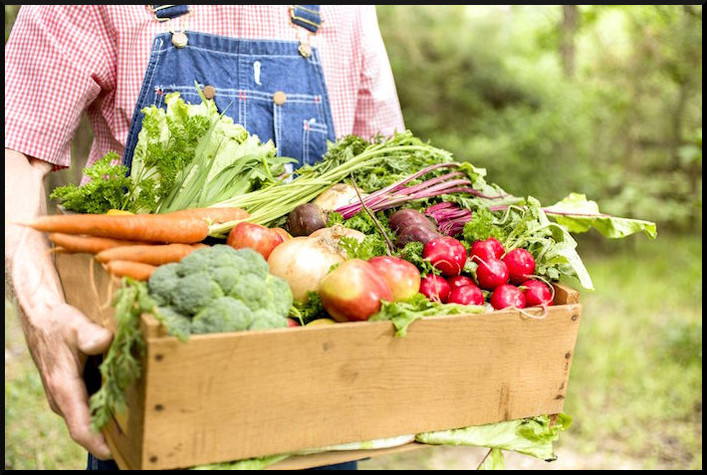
xmin=40 ymin=91 xmax=657 ymax=470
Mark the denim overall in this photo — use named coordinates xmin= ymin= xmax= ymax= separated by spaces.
xmin=122 ymin=5 xmax=336 ymax=171
xmin=87 ymin=5 xmax=356 ymax=470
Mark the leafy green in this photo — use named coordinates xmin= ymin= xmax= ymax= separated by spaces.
xmin=416 ymin=413 xmax=573 ymax=469
xmin=49 ymin=152 xmax=133 ymax=214
xmin=89 ymin=278 xmax=155 ymax=431
xmin=370 ymin=293 xmax=484 ymax=337
xmin=289 ymin=291 xmax=327 ymax=325
xmin=543 ymin=193 xmax=658 ymax=239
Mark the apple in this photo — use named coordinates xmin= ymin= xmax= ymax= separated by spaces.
xmin=305 ymin=318 xmax=337 ymax=326
xmin=368 ymin=255 xmax=421 ymax=301
xmin=318 ymin=259 xmax=393 ymax=322
xmin=272 ymin=227 xmax=292 ymax=241
xmin=227 ymin=222 xmax=284 ymax=260
xmin=286 ymin=317 xmax=301 ymax=327
xmin=419 ymin=274 xmax=452 ymax=303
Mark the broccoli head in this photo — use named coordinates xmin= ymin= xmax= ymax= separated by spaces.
xmin=192 ymin=297 xmax=253 ymax=334
xmin=171 ymin=272 xmax=224 ymax=316
xmin=148 ymin=263 xmax=181 ymax=306
xmin=248 ymin=309 xmax=289 ymax=331
xmin=156 ymin=306 xmax=192 ymax=341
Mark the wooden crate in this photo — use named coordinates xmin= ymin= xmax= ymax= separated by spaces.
xmin=55 ymin=252 xmax=582 ymax=470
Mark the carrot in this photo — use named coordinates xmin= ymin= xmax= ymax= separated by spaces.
xmin=95 ymin=243 xmax=208 ymax=266
xmin=48 ymin=233 xmax=151 ymax=254
xmin=104 ymin=260 xmax=157 ymax=281
xmin=164 ymin=207 xmax=250 ymax=224
xmin=25 ymin=214 xmax=210 ymax=243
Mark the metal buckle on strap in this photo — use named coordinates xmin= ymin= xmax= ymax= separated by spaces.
xmin=149 ymin=5 xmax=192 ymax=48
xmin=289 ymin=5 xmax=322 ymax=58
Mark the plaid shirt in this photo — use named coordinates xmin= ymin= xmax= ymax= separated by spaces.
xmin=5 ymin=5 xmax=404 ymax=170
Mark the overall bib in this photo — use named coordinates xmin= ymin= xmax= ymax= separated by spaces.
xmin=87 ymin=5 xmax=356 ymax=470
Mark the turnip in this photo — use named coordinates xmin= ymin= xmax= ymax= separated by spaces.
xmin=502 ymin=248 xmax=536 ymax=285
xmin=419 ymin=274 xmax=451 ymax=303
xmin=422 ymin=236 xmax=467 ymax=276
xmin=490 ymin=284 xmax=526 ymax=310
xmin=475 ymin=257 xmax=509 ymax=290
xmin=521 ymin=279 xmax=554 ymax=307
xmin=447 ymin=284 xmax=485 ymax=306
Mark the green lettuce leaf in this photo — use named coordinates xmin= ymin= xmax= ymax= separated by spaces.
xmin=416 ymin=414 xmax=572 ymax=464
xmin=544 ymin=193 xmax=658 ymax=239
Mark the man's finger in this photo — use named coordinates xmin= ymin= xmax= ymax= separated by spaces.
xmin=51 ymin=369 xmax=113 ymax=460
xmin=76 ymin=320 xmax=113 ymax=355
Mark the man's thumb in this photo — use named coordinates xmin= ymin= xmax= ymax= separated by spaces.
xmin=77 ymin=323 xmax=113 ymax=355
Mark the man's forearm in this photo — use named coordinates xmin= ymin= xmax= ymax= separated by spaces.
xmin=5 ymin=149 xmax=66 ymax=320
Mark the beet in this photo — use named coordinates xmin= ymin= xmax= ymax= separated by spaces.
xmin=287 ymin=203 xmax=327 ymax=236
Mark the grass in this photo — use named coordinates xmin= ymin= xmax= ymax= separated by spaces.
xmin=4 ymin=233 xmax=702 ymax=470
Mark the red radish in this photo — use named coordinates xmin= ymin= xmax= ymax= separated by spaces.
xmin=469 ymin=237 xmax=504 ymax=263
xmin=447 ymin=275 xmax=476 ymax=290
xmin=475 ymin=257 xmax=509 ymax=290
xmin=502 ymin=248 xmax=536 ymax=285
xmin=423 ymin=236 xmax=467 ymax=276
xmin=447 ymin=284 xmax=485 ymax=306
xmin=286 ymin=317 xmax=301 ymax=327
xmin=521 ymin=279 xmax=554 ymax=307
xmin=490 ymin=284 xmax=526 ymax=310
xmin=419 ymin=274 xmax=452 ymax=303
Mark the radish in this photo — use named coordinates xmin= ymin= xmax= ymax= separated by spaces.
xmin=490 ymin=284 xmax=526 ymax=310
xmin=521 ymin=279 xmax=554 ymax=307
xmin=423 ymin=236 xmax=467 ymax=276
xmin=502 ymin=248 xmax=536 ymax=285
xmin=469 ymin=237 xmax=505 ymax=263
xmin=419 ymin=274 xmax=452 ymax=303
xmin=447 ymin=284 xmax=485 ymax=306
xmin=475 ymin=257 xmax=509 ymax=290
xmin=447 ymin=275 xmax=476 ymax=290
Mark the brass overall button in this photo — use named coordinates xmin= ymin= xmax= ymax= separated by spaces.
xmin=273 ymin=91 xmax=287 ymax=105
xmin=203 ymin=85 xmax=216 ymax=99
xmin=172 ymin=31 xmax=188 ymax=48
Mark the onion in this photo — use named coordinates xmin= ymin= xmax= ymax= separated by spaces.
xmin=309 ymin=224 xmax=366 ymax=242
xmin=267 ymin=235 xmax=348 ymax=303
xmin=313 ymin=183 xmax=366 ymax=212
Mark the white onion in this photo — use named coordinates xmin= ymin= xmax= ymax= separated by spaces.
xmin=313 ymin=183 xmax=366 ymax=212
xmin=267 ymin=235 xmax=347 ymax=303
xmin=309 ymin=224 xmax=366 ymax=242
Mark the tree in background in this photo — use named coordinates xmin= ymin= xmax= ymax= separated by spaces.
xmin=377 ymin=5 xmax=702 ymax=233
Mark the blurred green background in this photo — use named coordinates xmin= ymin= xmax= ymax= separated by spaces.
xmin=5 ymin=5 xmax=702 ymax=470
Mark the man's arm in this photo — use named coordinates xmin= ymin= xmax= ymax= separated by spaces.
xmin=5 ymin=148 xmax=113 ymax=460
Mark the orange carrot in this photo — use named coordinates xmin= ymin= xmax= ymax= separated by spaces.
xmin=95 ymin=243 xmax=208 ymax=266
xmin=25 ymin=214 xmax=209 ymax=243
xmin=104 ymin=260 xmax=157 ymax=281
xmin=164 ymin=207 xmax=250 ymax=224
xmin=48 ymin=233 xmax=152 ymax=254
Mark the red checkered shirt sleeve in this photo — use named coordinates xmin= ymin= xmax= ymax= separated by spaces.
xmin=4 ymin=5 xmax=115 ymax=168
xmin=352 ymin=6 xmax=405 ymax=139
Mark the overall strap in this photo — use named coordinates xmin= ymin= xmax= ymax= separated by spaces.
xmin=150 ymin=5 xmax=190 ymax=20
xmin=289 ymin=5 xmax=322 ymax=33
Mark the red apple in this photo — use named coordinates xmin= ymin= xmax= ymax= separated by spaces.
xmin=447 ymin=284 xmax=485 ymax=306
xmin=227 ymin=222 xmax=284 ymax=260
xmin=318 ymin=259 xmax=393 ymax=322
xmin=368 ymin=256 xmax=421 ymax=301
xmin=286 ymin=317 xmax=301 ymax=327
xmin=419 ymin=274 xmax=452 ymax=303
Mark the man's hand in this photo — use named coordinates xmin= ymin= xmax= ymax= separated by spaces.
xmin=5 ymin=148 xmax=113 ymax=460
xmin=20 ymin=301 xmax=114 ymax=460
